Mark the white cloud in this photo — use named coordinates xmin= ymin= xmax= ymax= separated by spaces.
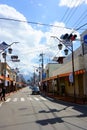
xmin=59 ymin=0 xmax=86 ymax=8
xmin=0 ymin=4 xmax=25 ymax=20
xmin=0 ymin=4 xmax=51 ymax=76
xmin=0 ymin=4 xmax=80 ymax=78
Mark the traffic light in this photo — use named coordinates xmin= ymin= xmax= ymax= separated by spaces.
xmin=63 ymin=33 xmax=68 ymax=39
xmin=67 ymin=34 xmax=73 ymax=40
xmin=60 ymin=33 xmax=77 ymax=41
xmin=60 ymin=33 xmax=68 ymax=40
xmin=70 ymin=34 xmax=77 ymax=41
xmin=67 ymin=33 xmax=77 ymax=41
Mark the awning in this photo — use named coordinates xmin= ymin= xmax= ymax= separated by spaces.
xmin=75 ymin=69 xmax=85 ymax=75
xmin=42 ymin=69 xmax=86 ymax=82
xmin=42 ymin=75 xmax=58 ymax=82
xmin=6 ymin=77 xmax=13 ymax=81
xmin=59 ymin=69 xmax=86 ymax=77
xmin=0 ymin=75 xmax=4 ymax=80
xmin=0 ymin=76 xmax=13 ymax=81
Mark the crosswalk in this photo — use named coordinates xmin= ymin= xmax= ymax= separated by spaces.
xmin=0 ymin=95 xmax=54 ymax=108
xmin=1 ymin=96 xmax=47 ymax=104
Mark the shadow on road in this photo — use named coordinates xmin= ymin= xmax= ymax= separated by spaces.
xmin=36 ymin=117 xmax=63 ymax=125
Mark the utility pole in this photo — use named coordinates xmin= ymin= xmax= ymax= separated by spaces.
xmin=39 ymin=53 xmax=44 ymax=81
xmin=33 ymin=65 xmax=41 ymax=85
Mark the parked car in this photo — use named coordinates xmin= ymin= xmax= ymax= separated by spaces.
xmin=32 ymin=86 xmax=40 ymax=95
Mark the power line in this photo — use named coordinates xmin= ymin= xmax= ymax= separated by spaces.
xmin=76 ymin=22 xmax=87 ymax=31
xmin=0 ymin=17 xmax=72 ymax=30
xmin=60 ymin=0 xmax=73 ymax=22
xmin=59 ymin=0 xmax=86 ymax=32
xmin=65 ymin=1 xmax=81 ymax=25
xmin=72 ymin=8 xmax=87 ymax=29
xmin=0 ymin=17 xmax=87 ymax=32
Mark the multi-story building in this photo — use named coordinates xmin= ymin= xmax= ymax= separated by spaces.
xmin=0 ymin=62 xmax=17 ymax=92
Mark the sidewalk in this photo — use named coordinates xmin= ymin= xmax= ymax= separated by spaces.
xmin=45 ymin=93 xmax=87 ymax=105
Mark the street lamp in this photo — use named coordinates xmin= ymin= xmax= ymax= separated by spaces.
xmin=11 ymin=55 xmax=20 ymax=62
xmin=0 ymin=41 xmax=19 ymax=54
xmin=1 ymin=41 xmax=19 ymax=91
xmin=51 ymin=34 xmax=77 ymax=102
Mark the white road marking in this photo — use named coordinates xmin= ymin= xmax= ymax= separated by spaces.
xmin=13 ymin=98 xmax=17 ymax=102
xmin=34 ymin=97 xmax=39 ymax=101
xmin=0 ymin=102 xmax=3 ymax=107
xmin=0 ymin=96 xmax=47 ymax=106
xmin=27 ymin=97 xmax=33 ymax=101
xmin=20 ymin=97 xmax=25 ymax=101
xmin=5 ymin=98 xmax=11 ymax=102
xmin=40 ymin=97 xmax=47 ymax=100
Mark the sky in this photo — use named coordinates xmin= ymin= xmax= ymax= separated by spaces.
xmin=0 ymin=0 xmax=87 ymax=79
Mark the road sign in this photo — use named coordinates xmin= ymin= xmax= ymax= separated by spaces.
xmin=83 ymin=34 xmax=87 ymax=44
xmin=69 ymin=73 xmax=73 ymax=83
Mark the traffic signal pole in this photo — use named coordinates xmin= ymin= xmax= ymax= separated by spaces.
xmin=51 ymin=33 xmax=77 ymax=102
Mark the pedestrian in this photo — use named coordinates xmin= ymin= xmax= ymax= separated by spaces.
xmin=0 ymin=87 xmax=2 ymax=100
xmin=1 ymin=87 xmax=6 ymax=101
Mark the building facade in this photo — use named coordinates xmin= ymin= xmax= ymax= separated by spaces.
xmin=42 ymin=30 xmax=87 ymax=99
xmin=0 ymin=62 xmax=19 ymax=93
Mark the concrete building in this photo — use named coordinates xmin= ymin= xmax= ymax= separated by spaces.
xmin=45 ymin=63 xmax=62 ymax=78
xmin=42 ymin=30 xmax=87 ymax=100
xmin=0 ymin=62 xmax=18 ymax=92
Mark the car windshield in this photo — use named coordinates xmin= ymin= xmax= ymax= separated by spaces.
xmin=33 ymin=86 xmax=39 ymax=91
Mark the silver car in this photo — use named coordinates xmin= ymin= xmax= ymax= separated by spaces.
xmin=32 ymin=86 xmax=40 ymax=95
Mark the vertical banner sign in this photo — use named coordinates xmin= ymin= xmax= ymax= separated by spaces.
xmin=69 ymin=73 xmax=73 ymax=83
xmin=83 ymin=34 xmax=87 ymax=54
xmin=84 ymin=35 xmax=87 ymax=44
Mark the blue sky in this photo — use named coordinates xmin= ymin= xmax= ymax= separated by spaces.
xmin=0 ymin=0 xmax=87 ymax=78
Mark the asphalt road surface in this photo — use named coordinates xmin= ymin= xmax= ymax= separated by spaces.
xmin=0 ymin=86 xmax=87 ymax=130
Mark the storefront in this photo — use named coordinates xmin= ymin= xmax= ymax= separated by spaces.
xmin=42 ymin=69 xmax=86 ymax=98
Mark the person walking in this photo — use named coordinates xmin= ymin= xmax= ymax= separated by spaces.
xmin=1 ymin=87 xmax=6 ymax=101
xmin=0 ymin=87 xmax=2 ymax=100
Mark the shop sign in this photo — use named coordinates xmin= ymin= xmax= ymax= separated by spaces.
xmin=69 ymin=73 xmax=73 ymax=83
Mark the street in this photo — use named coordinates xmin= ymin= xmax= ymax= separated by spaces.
xmin=0 ymin=87 xmax=87 ymax=130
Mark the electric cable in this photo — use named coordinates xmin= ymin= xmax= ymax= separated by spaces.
xmin=65 ymin=1 xmax=81 ymax=25
xmin=72 ymin=8 xmax=87 ymax=29
xmin=65 ymin=0 xmax=80 ymax=24
xmin=0 ymin=17 xmax=87 ymax=33
xmin=60 ymin=0 xmax=73 ymax=22
xmin=0 ymin=17 xmax=71 ymax=30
